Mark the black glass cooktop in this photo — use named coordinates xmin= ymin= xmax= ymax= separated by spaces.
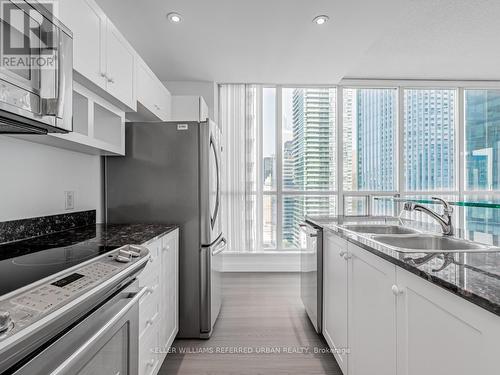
xmin=0 ymin=229 xmax=118 ymax=296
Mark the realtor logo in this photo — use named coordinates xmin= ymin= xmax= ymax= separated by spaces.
xmin=0 ymin=0 xmax=57 ymax=71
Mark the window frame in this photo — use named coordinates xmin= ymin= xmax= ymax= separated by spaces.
xmin=239 ymin=80 xmax=500 ymax=253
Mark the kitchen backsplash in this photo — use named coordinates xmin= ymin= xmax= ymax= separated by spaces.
xmin=0 ymin=210 xmax=96 ymax=244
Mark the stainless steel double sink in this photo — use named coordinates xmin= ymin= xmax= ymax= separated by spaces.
xmin=340 ymin=224 xmax=499 ymax=253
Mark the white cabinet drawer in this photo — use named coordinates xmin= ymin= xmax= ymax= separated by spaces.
xmin=139 ymin=282 xmax=160 ymax=339
xmin=139 ymin=325 xmax=161 ymax=375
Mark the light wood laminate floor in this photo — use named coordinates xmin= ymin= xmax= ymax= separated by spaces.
xmin=159 ymin=273 xmax=342 ymax=375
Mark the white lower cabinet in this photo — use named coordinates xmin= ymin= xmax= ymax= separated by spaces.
xmin=395 ymin=267 xmax=500 ymax=375
xmin=347 ymin=243 xmax=397 ymax=375
xmin=323 ymin=233 xmax=349 ymax=374
xmin=138 ymin=229 xmax=179 ymax=375
xmin=323 ymin=231 xmax=499 ymax=375
xmin=160 ymin=230 xmax=179 ymax=351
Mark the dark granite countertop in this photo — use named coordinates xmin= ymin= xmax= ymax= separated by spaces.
xmin=306 ymin=215 xmax=500 ymax=318
xmin=0 ymin=223 xmax=179 ymax=261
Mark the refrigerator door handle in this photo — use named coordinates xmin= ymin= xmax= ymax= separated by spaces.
xmin=210 ymin=135 xmax=220 ymax=229
xmin=212 ymin=237 xmax=227 ymax=256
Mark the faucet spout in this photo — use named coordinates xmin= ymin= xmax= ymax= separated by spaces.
xmin=403 ymin=197 xmax=454 ymax=236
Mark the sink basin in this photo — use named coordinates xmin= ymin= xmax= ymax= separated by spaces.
xmin=372 ymin=234 xmax=496 ymax=253
xmin=342 ymin=224 xmax=419 ymax=235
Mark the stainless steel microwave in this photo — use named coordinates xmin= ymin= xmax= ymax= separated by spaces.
xmin=0 ymin=0 xmax=73 ymax=134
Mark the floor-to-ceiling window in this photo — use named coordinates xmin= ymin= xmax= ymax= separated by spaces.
xmin=464 ymin=89 xmax=500 ymax=240
xmin=220 ymin=82 xmax=500 ymax=253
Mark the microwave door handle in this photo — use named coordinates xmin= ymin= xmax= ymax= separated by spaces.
xmin=43 ymin=29 xmax=70 ymax=119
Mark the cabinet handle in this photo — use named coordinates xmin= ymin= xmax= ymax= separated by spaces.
xmin=146 ymin=359 xmax=155 ymax=367
xmin=107 ymin=77 xmax=115 ymax=84
xmin=145 ymin=284 xmax=159 ymax=295
xmin=146 ymin=318 xmax=154 ymax=326
xmin=343 ymin=254 xmax=352 ymax=261
xmin=392 ymin=285 xmax=404 ymax=296
xmin=339 ymin=250 xmax=347 ymax=257
xmin=149 ymin=256 xmax=154 ymax=263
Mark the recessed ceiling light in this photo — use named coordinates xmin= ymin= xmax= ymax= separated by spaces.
xmin=313 ymin=15 xmax=329 ymax=25
xmin=167 ymin=12 xmax=182 ymax=23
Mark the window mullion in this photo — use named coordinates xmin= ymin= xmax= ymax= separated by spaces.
xmin=398 ymin=86 xmax=405 ymax=200
xmin=276 ymin=86 xmax=283 ymax=249
xmin=458 ymin=87 xmax=465 ymax=232
xmin=256 ymin=86 xmax=264 ymax=251
xmin=337 ymin=86 xmax=344 ymax=215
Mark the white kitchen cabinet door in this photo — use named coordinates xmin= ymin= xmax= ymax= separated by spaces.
xmin=396 ymin=268 xmax=500 ymax=375
xmin=323 ymin=232 xmax=349 ymax=375
xmin=347 ymin=243 xmax=397 ymax=375
xmin=58 ymin=0 xmax=106 ymax=89
xmin=105 ymin=20 xmax=136 ymax=110
xmin=156 ymin=82 xmax=172 ymax=121
xmin=136 ymin=58 xmax=171 ymax=121
xmin=171 ymin=96 xmax=209 ymax=122
xmin=160 ymin=230 xmax=179 ymax=352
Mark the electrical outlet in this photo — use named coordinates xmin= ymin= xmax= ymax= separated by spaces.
xmin=65 ymin=191 xmax=75 ymax=210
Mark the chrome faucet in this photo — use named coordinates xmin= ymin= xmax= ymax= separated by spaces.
xmin=403 ymin=197 xmax=454 ymax=236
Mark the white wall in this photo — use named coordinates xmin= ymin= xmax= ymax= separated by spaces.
xmin=164 ymin=81 xmax=218 ymax=122
xmin=223 ymin=253 xmax=301 ymax=272
xmin=0 ymin=136 xmax=103 ymax=222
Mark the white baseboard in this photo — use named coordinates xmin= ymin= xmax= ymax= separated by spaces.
xmin=223 ymin=252 xmax=300 ymax=272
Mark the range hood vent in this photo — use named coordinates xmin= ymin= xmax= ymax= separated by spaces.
xmin=0 ymin=117 xmax=48 ymax=134
xmin=0 ymin=112 xmax=69 ymax=135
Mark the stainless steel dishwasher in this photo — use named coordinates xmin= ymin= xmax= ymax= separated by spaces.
xmin=300 ymin=222 xmax=323 ymax=333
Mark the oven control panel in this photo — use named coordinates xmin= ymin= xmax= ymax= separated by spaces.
xmin=0 ymin=245 xmax=149 ymax=342
xmin=12 ymin=262 xmax=119 ymax=313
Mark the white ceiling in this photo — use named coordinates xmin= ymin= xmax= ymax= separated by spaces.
xmin=95 ymin=0 xmax=500 ymax=84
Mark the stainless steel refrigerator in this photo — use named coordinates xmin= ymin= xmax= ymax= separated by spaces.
xmin=105 ymin=120 xmax=226 ymax=338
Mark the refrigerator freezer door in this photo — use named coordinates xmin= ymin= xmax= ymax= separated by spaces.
xmin=200 ymin=236 xmax=226 ymax=337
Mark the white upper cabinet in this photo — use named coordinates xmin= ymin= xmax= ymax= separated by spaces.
xmin=58 ymin=0 xmax=106 ymax=90
xmin=57 ymin=0 xmax=136 ymax=111
xmin=105 ymin=20 xmax=136 ymax=109
xmin=171 ymin=96 xmax=209 ymax=122
xmin=132 ymin=57 xmax=172 ymax=122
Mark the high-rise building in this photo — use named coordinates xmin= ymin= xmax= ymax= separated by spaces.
xmin=283 ymin=88 xmax=336 ymax=247
xmin=263 ymin=156 xmax=275 ymax=189
xmin=404 ymin=90 xmax=455 ymax=191
xmin=342 ymin=89 xmax=355 ymax=192
xmin=356 ymin=89 xmax=396 ymax=191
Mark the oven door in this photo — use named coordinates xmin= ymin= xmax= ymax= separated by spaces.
xmin=11 ymin=284 xmax=148 ymax=375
